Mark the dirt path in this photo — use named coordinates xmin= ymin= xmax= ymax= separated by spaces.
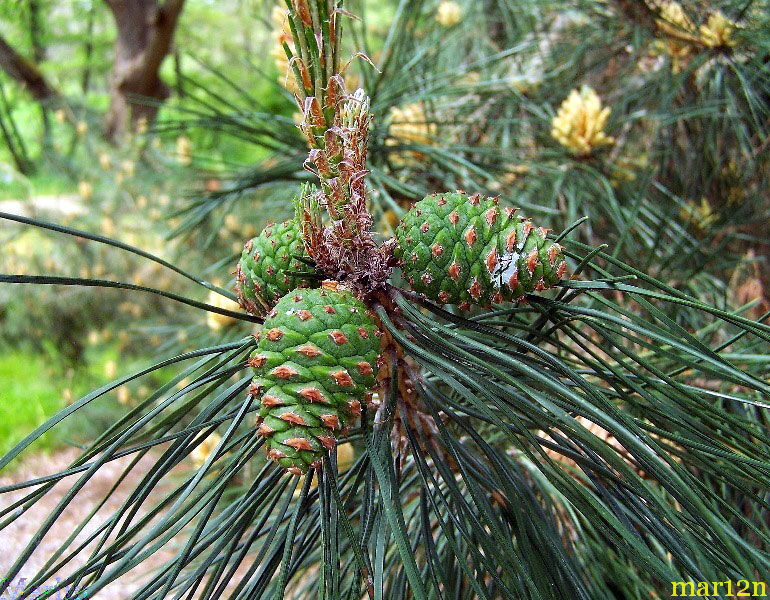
xmin=0 ymin=195 xmax=86 ymax=219
xmin=0 ymin=447 xmax=179 ymax=599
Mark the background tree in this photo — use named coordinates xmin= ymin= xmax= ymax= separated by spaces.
xmin=0 ymin=33 xmax=58 ymax=102
xmin=102 ymin=0 xmax=186 ymax=140
xmin=0 ymin=1 xmax=769 ymax=598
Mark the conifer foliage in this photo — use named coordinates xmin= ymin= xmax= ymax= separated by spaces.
xmin=1 ymin=1 xmax=769 ymax=599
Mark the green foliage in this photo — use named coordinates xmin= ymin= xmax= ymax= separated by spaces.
xmin=0 ymin=342 xmax=142 ymax=460
xmin=0 ymin=350 xmax=65 ymax=457
xmin=2 ymin=240 xmax=769 ymax=597
xmin=0 ymin=0 xmax=769 ymax=598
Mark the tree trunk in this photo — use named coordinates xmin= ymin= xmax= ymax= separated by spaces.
xmin=80 ymin=2 xmax=97 ymax=95
xmin=29 ymin=0 xmax=53 ymax=150
xmin=0 ymin=34 xmax=58 ymax=102
xmin=0 ymin=81 xmax=34 ymax=174
xmin=103 ymin=0 xmax=186 ymax=141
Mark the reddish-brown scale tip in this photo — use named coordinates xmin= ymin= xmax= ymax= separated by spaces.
xmin=271 ymin=365 xmax=299 ymax=379
xmin=262 ymin=394 xmax=283 ymax=407
xmin=266 ymin=328 xmax=284 ymax=341
xmin=299 ymin=388 xmax=329 ymax=403
xmin=448 ymin=262 xmax=461 ymax=281
xmin=330 ymin=370 xmax=355 ymax=387
xmin=280 ymin=412 xmax=307 ymax=426
xmin=486 ymin=249 xmax=498 ymax=273
xmin=347 ymin=400 xmax=362 ymax=417
xmin=357 ymin=361 xmax=373 ymax=376
xmin=526 ymin=248 xmax=539 ymax=275
xmin=468 ymin=279 xmax=482 ymax=300
xmin=548 ymin=244 xmax=560 ymax=266
xmin=464 ymin=226 xmax=477 ymax=247
xmin=257 ymin=423 xmax=274 ymax=436
xmin=505 ymin=229 xmax=517 ymax=252
xmin=248 ymin=355 xmax=267 ymax=368
xmin=320 ymin=414 xmax=341 ymax=430
xmin=318 ymin=435 xmax=336 ymax=450
xmin=329 ymin=330 xmax=349 ymax=345
xmin=296 ymin=344 xmax=322 ymax=358
xmin=284 ymin=437 xmax=314 ymax=451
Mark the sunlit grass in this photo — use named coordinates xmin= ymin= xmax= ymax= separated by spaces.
xmin=0 ymin=351 xmax=66 ymax=457
xmin=0 ymin=344 xmax=136 ymax=461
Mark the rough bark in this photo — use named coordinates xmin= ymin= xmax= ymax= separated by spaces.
xmin=0 ymin=34 xmax=58 ymax=102
xmin=103 ymin=0 xmax=186 ymax=141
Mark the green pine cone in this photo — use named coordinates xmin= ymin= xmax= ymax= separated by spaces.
xmin=235 ymin=218 xmax=316 ymax=316
xmin=249 ymin=282 xmax=382 ymax=474
xmin=394 ymin=192 xmax=567 ymax=309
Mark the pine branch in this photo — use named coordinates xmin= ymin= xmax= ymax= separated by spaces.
xmin=0 ymin=33 xmax=59 ymax=101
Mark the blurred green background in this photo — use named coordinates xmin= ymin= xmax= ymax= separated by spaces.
xmin=1 ymin=0 xmax=768 ymax=466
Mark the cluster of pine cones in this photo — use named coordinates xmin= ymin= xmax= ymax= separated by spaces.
xmin=235 ymin=191 xmax=568 ymax=474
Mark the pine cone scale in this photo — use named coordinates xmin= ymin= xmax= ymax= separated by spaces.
xmin=395 ymin=192 xmax=567 ymax=307
xmin=236 ymin=218 xmax=316 ymax=315
xmin=251 ymin=284 xmax=381 ymax=473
